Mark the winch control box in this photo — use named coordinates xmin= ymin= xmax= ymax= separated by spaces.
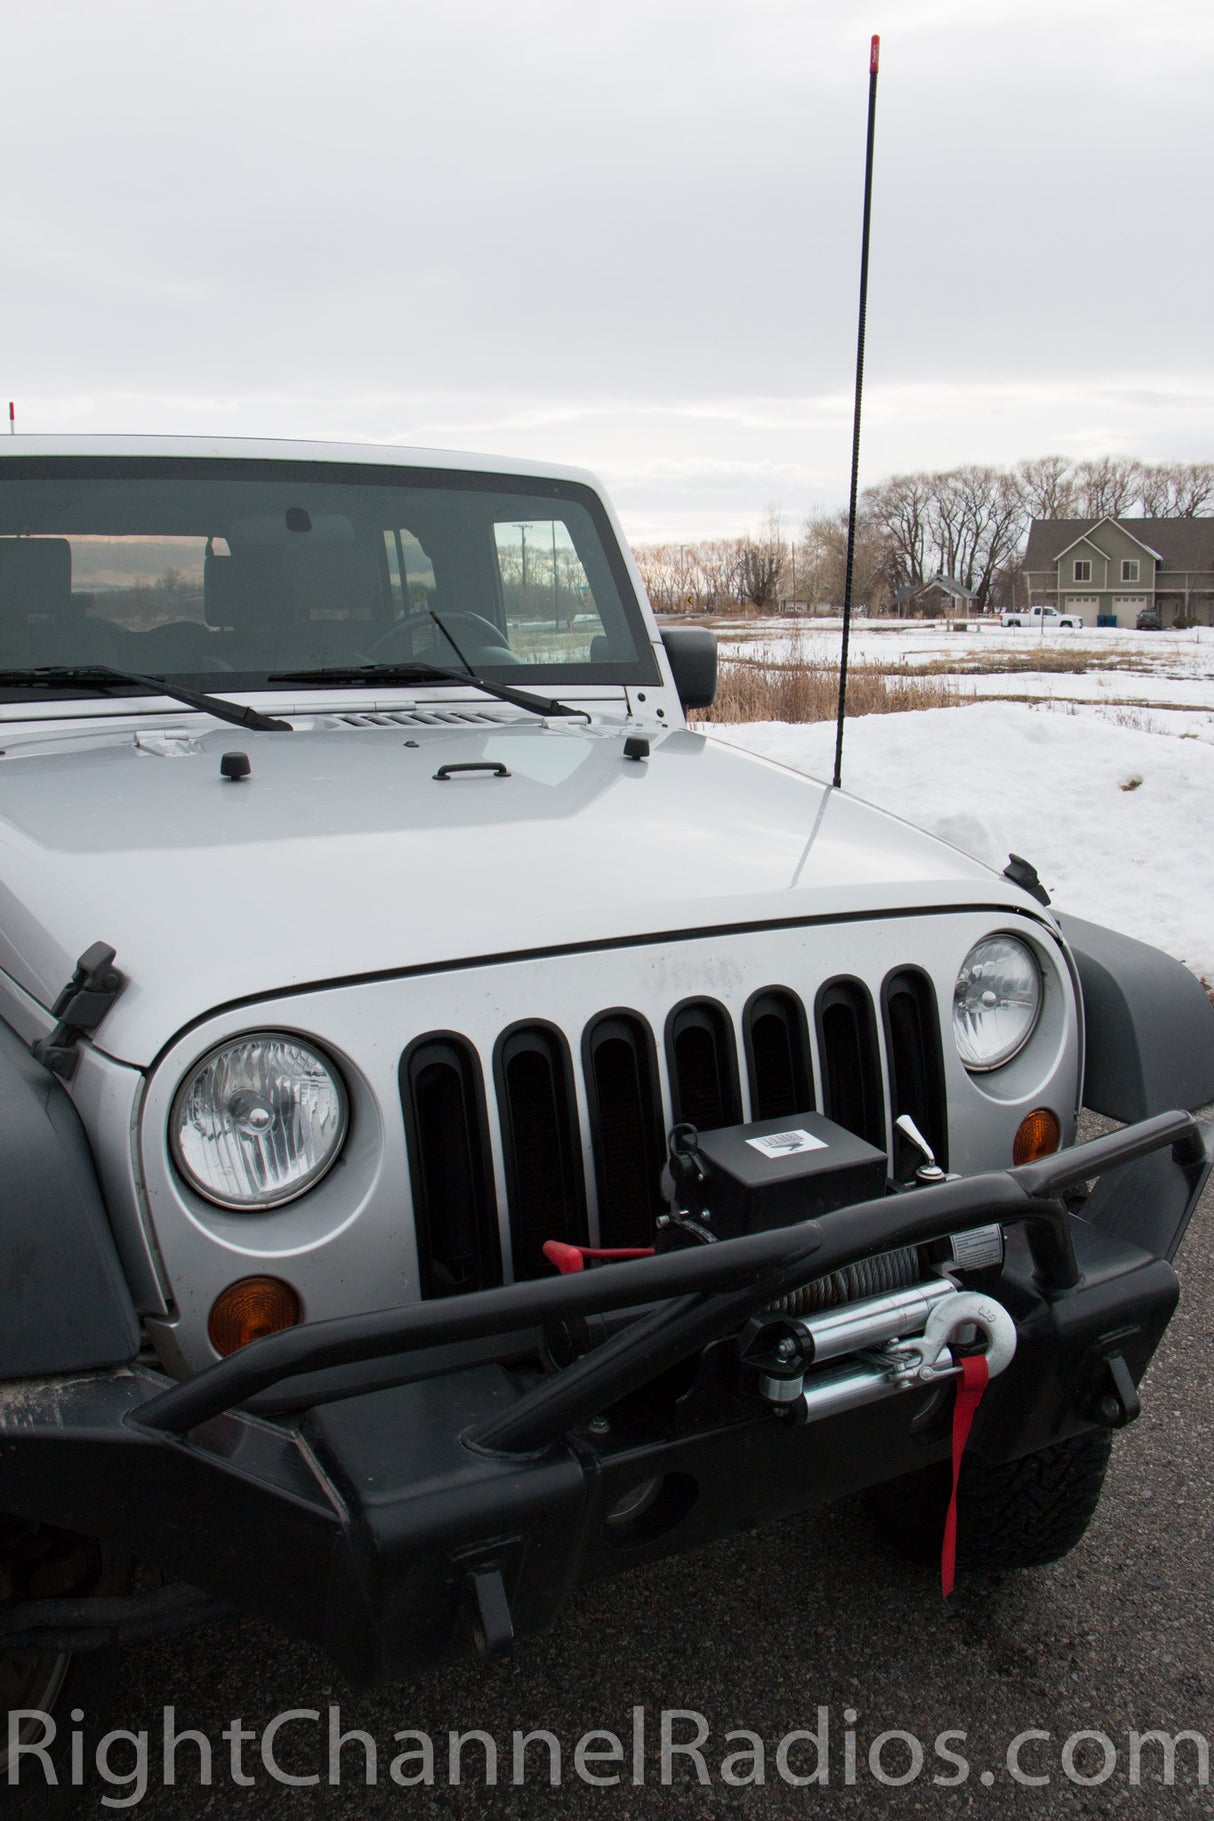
xmin=669 ymin=1112 xmax=889 ymax=1238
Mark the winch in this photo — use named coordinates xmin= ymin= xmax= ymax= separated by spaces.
xmin=739 ymin=1280 xmax=1018 ymax=1424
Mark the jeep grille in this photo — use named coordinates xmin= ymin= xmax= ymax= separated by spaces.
xmin=398 ymin=972 xmax=947 ymax=1296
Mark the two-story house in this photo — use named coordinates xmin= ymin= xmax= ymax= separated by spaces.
xmin=1021 ymin=517 xmax=1214 ymax=625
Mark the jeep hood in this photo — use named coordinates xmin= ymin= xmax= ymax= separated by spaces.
xmin=0 ymin=717 xmax=1035 ymax=1065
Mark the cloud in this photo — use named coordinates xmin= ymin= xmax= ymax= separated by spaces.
xmin=2 ymin=1 xmax=1211 ymax=539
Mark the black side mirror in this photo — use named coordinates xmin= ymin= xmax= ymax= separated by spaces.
xmin=660 ymin=625 xmax=717 ymax=711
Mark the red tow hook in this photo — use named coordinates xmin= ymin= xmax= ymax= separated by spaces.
xmin=542 ymin=1240 xmax=655 ymax=1275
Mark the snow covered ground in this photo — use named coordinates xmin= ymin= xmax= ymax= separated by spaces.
xmin=705 ymin=621 xmax=1214 ymax=983
xmin=717 ymin=622 xmax=1214 ymax=725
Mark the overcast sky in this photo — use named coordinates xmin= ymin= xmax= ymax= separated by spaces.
xmin=4 ymin=0 xmax=1211 ymax=542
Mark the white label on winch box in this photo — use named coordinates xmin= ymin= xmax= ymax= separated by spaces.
xmin=745 ymin=1128 xmax=828 ymax=1159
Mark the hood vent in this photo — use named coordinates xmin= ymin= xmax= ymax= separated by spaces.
xmin=331 ymin=708 xmax=523 ymax=730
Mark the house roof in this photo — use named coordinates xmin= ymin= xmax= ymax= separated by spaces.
xmin=896 ymin=575 xmax=977 ymax=602
xmin=1049 ymin=520 xmax=1164 ymax=565
xmin=1023 ymin=517 xmax=1214 ymax=574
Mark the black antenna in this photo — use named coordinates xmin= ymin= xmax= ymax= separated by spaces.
xmin=832 ymin=33 xmax=881 ymax=791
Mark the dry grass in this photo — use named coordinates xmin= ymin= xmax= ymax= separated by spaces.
xmin=1101 ymin=706 xmax=1150 ymax=731
xmin=707 ymin=634 xmax=1152 ymax=682
xmin=694 ymin=653 xmax=964 ymax=723
xmin=682 ymin=621 xmax=1199 ymax=723
xmin=914 ymin=649 xmax=1148 ymax=677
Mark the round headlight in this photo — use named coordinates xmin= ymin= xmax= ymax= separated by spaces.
xmin=953 ymin=936 xmax=1042 ymax=1072
xmin=171 ymin=1034 xmax=348 ymax=1209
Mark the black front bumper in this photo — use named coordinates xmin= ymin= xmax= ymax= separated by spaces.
xmin=1 ymin=1111 xmax=1209 ymax=1686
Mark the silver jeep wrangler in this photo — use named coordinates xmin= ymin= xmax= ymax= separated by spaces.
xmin=2 ymin=437 xmax=1212 ymax=1809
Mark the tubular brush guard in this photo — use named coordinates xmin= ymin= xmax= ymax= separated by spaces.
xmin=0 ymin=1110 xmax=1208 ymax=1685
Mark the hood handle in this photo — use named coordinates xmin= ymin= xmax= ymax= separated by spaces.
xmin=433 ymin=761 xmax=512 ymax=782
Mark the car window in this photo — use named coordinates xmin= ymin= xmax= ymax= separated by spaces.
xmin=0 ymin=458 xmax=660 ymax=694
xmin=493 ymin=518 xmax=609 ymax=664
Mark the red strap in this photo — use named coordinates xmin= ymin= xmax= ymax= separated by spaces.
xmin=542 ymin=1241 xmax=655 ymax=1275
xmin=941 ymin=1354 xmax=989 ymax=1598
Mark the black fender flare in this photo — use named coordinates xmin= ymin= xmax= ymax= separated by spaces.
xmin=0 ymin=1019 xmax=140 ymax=1377
xmin=1057 ymin=915 xmax=1214 ymax=1261
xmin=1058 ymin=914 xmax=1214 ymax=1122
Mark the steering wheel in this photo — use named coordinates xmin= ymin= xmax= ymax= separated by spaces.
xmin=363 ymin=609 xmax=522 ymax=666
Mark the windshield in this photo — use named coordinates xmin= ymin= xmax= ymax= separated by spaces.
xmin=0 ymin=456 xmax=660 ymax=700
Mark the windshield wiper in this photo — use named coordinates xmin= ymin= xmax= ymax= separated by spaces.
xmin=267 ymin=662 xmax=587 ymax=721
xmin=0 ymin=667 xmax=293 ymax=733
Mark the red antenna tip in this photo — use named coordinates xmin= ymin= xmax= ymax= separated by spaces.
xmin=870 ymin=35 xmax=880 ymax=73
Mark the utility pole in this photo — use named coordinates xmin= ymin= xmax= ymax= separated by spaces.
xmin=512 ymin=524 xmax=529 ymax=597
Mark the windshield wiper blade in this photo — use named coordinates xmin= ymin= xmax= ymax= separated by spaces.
xmin=267 ymin=662 xmax=586 ymax=721
xmin=0 ymin=667 xmax=292 ymax=733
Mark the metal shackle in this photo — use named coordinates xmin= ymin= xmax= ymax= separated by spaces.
xmin=920 ymin=1290 xmax=1017 ymax=1379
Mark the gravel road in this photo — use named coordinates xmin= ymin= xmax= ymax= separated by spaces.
xmin=67 ymin=1165 xmax=1214 ymax=1818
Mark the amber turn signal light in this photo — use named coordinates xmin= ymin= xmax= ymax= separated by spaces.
xmin=1013 ymin=1107 xmax=1061 ymax=1166
xmin=208 ymin=1276 xmax=302 ymax=1357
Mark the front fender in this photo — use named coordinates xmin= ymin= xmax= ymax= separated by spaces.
xmin=1059 ymin=913 xmax=1214 ymax=1122
xmin=0 ymin=1019 xmax=140 ymax=1376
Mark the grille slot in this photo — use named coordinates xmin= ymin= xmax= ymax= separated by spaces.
xmin=815 ymin=977 xmax=886 ymax=1152
xmin=883 ymin=968 xmax=948 ymax=1179
xmin=665 ymin=999 xmax=742 ymax=1130
xmin=583 ymin=1012 xmax=665 ymax=1248
xmin=494 ymin=1023 xmax=587 ymax=1279
xmin=400 ymin=1034 xmax=501 ymax=1299
xmin=744 ymin=987 xmax=815 ymax=1121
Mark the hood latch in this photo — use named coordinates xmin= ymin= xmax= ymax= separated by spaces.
xmin=31 ymin=941 xmax=128 ymax=1080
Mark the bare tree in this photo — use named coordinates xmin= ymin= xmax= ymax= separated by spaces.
xmin=696 ymin=539 xmax=747 ymax=613
xmin=929 ymin=468 xmax=971 ymax=587
xmin=860 ymin=471 xmax=934 ymax=595
xmin=1073 ymin=456 xmax=1143 ymax=519
xmin=862 ymin=467 xmax=1028 ymax=613
xmin=1172 ymin=462 xmax=1214 ymax=516
xmin=1137 ymin=461 xmax=1214 ymax=517
xmin=634 ymin=450 xmax=1210 ymax=625
xmin=1015 ymin=454 xmax=1077 ymax=520
xmin=921 ymin=466 xmax=1026 ymax=610
xmin=797 ymin=513 xmax=846 ymax=609
xmin=631 ymin=545 xmax=680 ymax=613
xmin=799 ymin=510 xmax=896 ymax=615
xmin=958 ymin=468 xmax=1027 ymax=609
xmin=737 ymin=507 xmax=787 ymax=612
xmin=988 ymin=549 xmax=1024 ymax=614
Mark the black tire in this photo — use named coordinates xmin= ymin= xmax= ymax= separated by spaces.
xmin=866 ymin=1430 xmax=1113 ymax=1572
xmin=2 ymin=1524 xmax=127 ymax=1821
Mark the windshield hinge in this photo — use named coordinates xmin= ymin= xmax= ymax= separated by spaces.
xmin=31 ymin=941 xmax=128 ymax=1080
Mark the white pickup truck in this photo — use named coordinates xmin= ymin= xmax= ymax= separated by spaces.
xmin=1001 ymin=604 xmax=1084 ymax=629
